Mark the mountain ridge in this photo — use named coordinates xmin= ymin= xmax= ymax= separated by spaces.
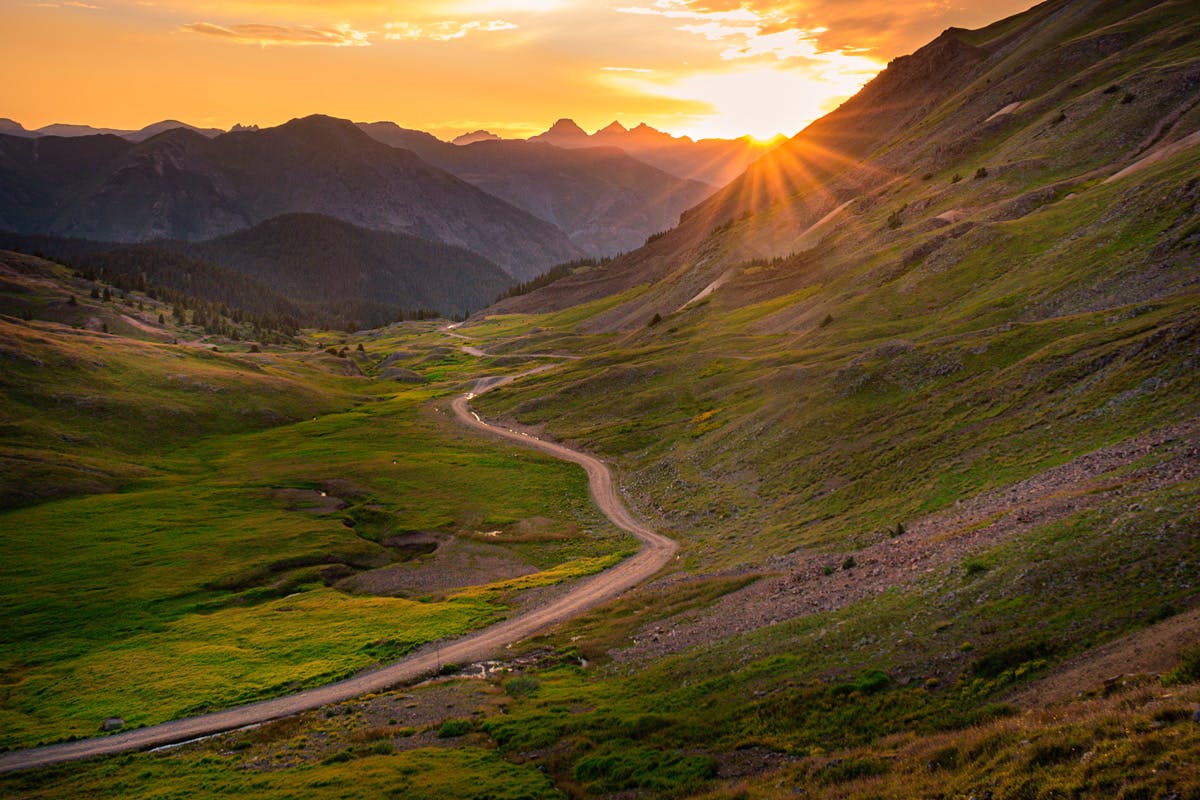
xmin=358 ymin=120 xmax=715 ymax=256
xmin=0 ymin=114 xmax=582 ymax=280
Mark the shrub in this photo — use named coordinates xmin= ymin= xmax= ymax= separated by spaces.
xmin=505 ymin=676 xmax=540 ymax=697
xmin=814 ymin=757 xmax=889 ymax=785
xmin=648 ymin=312 xmax=663 ymax=327
xmin=950 ymin=173 xmax=963 ymax=183
xmin=832 ymin=669 xmax=890 ymax=696
xmin=842 ymin=555 xmax=857 ymax=570
xmin=573 ymin=743 xmax=717 ymax=793
xmin=437 ymin=719 xmax=473 ymax=738
xmin=819 ymin=313 xmax=834 ymax=328
xmin=1162 ymin=646 xmax=1200 ymax=685
xmin=964 ymin=558 xmax=990 ymax=575
xmin=970 ymin=641 xmax=1053 ymax=678
xmin=974 ymin=166 xmax=989 ymax=179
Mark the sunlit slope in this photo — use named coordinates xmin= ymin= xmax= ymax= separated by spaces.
xmin=494 ymin=0 xmax=1200 ymax=327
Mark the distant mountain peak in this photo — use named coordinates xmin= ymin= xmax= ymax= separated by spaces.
xmin=597 ymin=121 xmax=628 ymax=135
xmin=0 ymin=118 xmax=32 ymax=137
xmin=452 ymin=129 xmax=500 ymax=145
xmin=531 ymin=118 xmax=591 ymax=145
xmin=547 ymin=118 xmax=587 ymax=135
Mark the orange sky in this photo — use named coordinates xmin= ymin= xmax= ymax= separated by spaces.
xmin=3 ymin=0 xmax=1035 ymax=140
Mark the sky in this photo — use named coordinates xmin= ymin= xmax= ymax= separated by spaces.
xmin=3 ymin=0 xmax=1035 ymax=141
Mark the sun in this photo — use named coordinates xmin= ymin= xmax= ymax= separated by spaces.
xmin=605 ymin=59 xmax=882 ymax=141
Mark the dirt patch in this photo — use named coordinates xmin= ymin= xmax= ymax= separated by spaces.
xmin=1105 ymin=128 xmax=1200 ymax=184
xmin=612 ymin=418 xmax=1199 ymax=663
xmin=984 ymin=100 xmax=1023 ymax=122
xmin=1010 ymin=606 xmax=1200 ymax=708
xmin=337 ymin=536 xmax=537 ymax=596
xmin=269 ymin=487 xmax=348 ymax=515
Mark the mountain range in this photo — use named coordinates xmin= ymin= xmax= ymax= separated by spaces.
xmin=529 ymin=117 xmax=781 ymax=186
xmin=0 ymin=115 xmax=580 ymax=281
xmin=357 ymin=121 xmax=714 ymax=255
xmin=0 ymin=118 xmax=224 ymax=142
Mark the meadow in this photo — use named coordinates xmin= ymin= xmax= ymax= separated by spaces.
xmin=0 ymin=277 xmax=630 ymax=750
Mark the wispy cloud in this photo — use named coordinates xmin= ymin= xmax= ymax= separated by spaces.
xmin=616 ymin=0 xmax=843 ymax=62
xmin=181 ymin=22 xmax=371 ymax=47
xmin=33 ymin=1 xmax=102 ymax=8
xmin=384 ymin=19 xmax=517 ymax=42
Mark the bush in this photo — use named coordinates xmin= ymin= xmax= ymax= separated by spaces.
xmin=1162 ymin=646 xmax=1200 ymax=685
xmin=505 ymin=676 xmax=540 ymax=697
xmin=842 ymin=555 xmax=857 ymax=570
xmin=974 ymin=166 xmax=988 ymax=179
xmin=573 ymin=743 xmax=717 ymax=793
xmin=970 ymin=641 xmax=1053 ymax=678
xmin=648 ymin=312 xmax=663 ymax=327
xmin=950 ymin=173 xmax=963 ymax=183
xmin=831 ymin=669 xmax=890 ymax=696
xmin=964 ymin=558 xmax=990 ymax=575
xmin=437 ymin=719 xmax=473 ymax=738
xmin=814 ymin=757 xmax=889 ymax=785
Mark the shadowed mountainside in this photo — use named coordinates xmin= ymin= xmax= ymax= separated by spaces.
xmin=358 ymin=121 xmax=714 ymax=257
xmin=0 ymin=115 xmax=581 ymax=280
xmin=0 ymin=213 xmax=512 ymax=327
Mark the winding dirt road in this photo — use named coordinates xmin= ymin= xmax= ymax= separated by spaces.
xmin=0 ymin=343 xmax=675 ymax=774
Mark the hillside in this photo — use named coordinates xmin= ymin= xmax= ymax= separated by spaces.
xmin=497 ymin=0 xmax=1200 ymax=326
xmin=0 ymin=213 xmax=511 ymax=327
xmin=184 ymin=214 xmax=511 ymax=320
xmin=358 ymin=122 xmax=713 ymax=256
xmin=0 ymin=115 xmax=581 ymax=280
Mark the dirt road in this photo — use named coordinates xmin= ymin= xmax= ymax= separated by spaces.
xmin=0 ymin=349 xmax=675 ymax=774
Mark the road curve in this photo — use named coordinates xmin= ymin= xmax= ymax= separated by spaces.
xmin=0 ymin=354 xmax=676 ymax=774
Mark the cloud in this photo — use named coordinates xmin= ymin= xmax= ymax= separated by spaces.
xmin=181 ymin=21 xmax=371 ymax=46
xmin=616 ymin=0 xmax=843 ymax=63
xmin=602 ymin=66 xmax=652 ymax=73
xmin=32 ymin=1 xmax=102 ymax=8
xmin=384 ymin=19 xmax=517 ymax=42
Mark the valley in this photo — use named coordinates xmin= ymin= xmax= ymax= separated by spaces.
xmin=1 ymin=0 xmax=1199 ymax=797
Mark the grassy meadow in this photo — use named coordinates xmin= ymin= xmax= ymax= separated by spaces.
xmin=0 ymin=272 xmax=631 ymax=750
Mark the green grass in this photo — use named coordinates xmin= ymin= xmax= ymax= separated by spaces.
xmin=0 ymin=746 xmax=564 ymax=799
xmin=0 ymin=317 xmax=632 ymax=750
